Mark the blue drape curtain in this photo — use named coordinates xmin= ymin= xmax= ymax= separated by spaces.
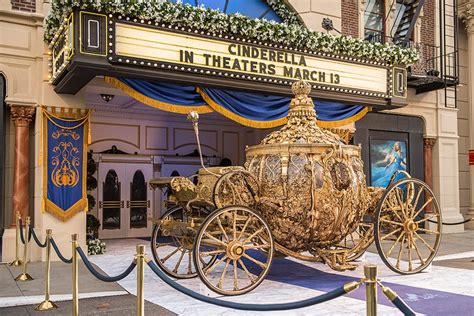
xmin=105 ymin=77 xmax=369 ymax=128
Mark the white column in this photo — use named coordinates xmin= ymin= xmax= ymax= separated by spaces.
xmin=460 ymin=2 xmax=474 ymax=228
xmin=0 ymin=0 xmax=11 ymax=10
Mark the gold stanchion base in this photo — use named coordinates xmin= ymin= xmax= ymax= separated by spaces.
xmin=35 ymin=300 xmax=59 ymax=311
xmin=8 ymin=259 xmax=23 ymax=266
xmin=15 ymin=273 xmax=34 ymax=281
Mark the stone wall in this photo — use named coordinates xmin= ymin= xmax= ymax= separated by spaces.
xmin=11 ymin=0 xmax=35 ymax=12
xmin=341 ymin=0 xmax=359 ymax=37
xmin=288 ymin=0 xmax=342 ymax=32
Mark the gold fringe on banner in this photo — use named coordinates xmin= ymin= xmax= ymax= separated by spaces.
xmin=41 ymin=107 xmax=90 ymax=221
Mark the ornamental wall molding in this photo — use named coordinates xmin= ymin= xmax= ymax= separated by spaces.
xmin=459 ymin=2 xmax=474 ymax=32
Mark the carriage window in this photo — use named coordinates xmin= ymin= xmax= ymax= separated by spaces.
xmin=130 ymin=170 xmax=147 ymax=229
xmin=103 ymin=170 xmax=121 ymax=229
xmin=364 ymin=0 xmax=385 ymax=43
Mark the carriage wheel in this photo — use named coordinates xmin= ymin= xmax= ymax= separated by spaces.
xmin=151 ymin=205 xmax=216 ymax=279
xmin=193 ymin=205 xmax=274 ymax=295
xmin=213 ymin=171 xmax=259 ymax=209
xmin=339 ymin=219 xmax=374 ymax=262
xmin=375 ymin=178 xmax=442 ymax=274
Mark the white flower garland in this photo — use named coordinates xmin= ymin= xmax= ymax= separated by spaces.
xmin=44 ymin=0 xmax=419 ymax=65
xmin=87 ymin=238 xmax=106 ymax=255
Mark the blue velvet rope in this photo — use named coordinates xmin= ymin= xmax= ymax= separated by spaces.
xmin=76 ymin=246 xmax=136 ymax=282
xmin=29 ymin=225 xmax=47 ymax=248
xmin=391 ymin=296 xmax=416 ymax=316
xmin=50 ymin=238 xmax=73 ymax=264
xmin=147 ymin=260 xmax=350 ymax=311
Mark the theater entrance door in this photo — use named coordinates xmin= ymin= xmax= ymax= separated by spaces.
xmin=97 ymin=157 xmax=154 ymax=239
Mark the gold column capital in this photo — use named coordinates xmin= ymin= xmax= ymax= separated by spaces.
xmin=423 ymin=137 xmax=437 ymax=150
xmin=10 ymin=106 xmax=36 ymax=127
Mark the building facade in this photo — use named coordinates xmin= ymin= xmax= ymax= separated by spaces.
xmin=0 ymin=0 xmax=472 ymax=262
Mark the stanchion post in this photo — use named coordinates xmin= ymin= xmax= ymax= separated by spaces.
xmin=15 ymin=216 xmax=33 ymax=281
xmin=364 ymin=265 xmax=378 ymax=316
xmin=9 ymin=212 xmax=23 ymax=266
xmin=136 ymin=245 xmax=147 ymax=316
xmin=72 ymin=234 xmax=79 ymax=316
xmin=35 ymin=229 xmax=58 ymax=311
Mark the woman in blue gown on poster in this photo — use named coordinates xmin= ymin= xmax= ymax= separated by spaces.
xmin=371 ymin=142 xmax=407 ymax=188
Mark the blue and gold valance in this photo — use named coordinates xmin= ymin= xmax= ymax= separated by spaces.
xmin=42 ymin=108 xmax=90 ymax=221
xmin=105 ymin=77 xmax=368 ymax=128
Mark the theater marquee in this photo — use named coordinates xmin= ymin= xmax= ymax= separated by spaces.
xmin=113 ymin=23 xmax=391 ymax=97
xmin=49 ymin=10 xmax=407 ymax=107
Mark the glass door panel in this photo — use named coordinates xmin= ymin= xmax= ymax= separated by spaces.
xmin=102 ymin=169 xmax=121 ymax=230
xmin=129 ymin=170 xmax=148 ymax=229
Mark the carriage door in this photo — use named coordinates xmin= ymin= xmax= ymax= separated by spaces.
xmin=98 ymin=158 xmax=153 ymax=239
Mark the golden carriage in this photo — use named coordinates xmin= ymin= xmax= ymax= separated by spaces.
xmin=149 ymin=81 xmax=442 ymax=296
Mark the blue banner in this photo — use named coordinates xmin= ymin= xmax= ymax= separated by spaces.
xmin=42 ymin=109 xmax=90 ymax=221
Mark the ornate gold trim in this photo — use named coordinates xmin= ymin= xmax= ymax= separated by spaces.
xmin=105 ymin=77 xmax=213 ymax=114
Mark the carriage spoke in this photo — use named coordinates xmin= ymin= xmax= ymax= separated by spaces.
xmin=238 ymin=259 xmax=256 ymax=283
xmin=243 ymin=227 xmax=265 ymax=244
xmin=386 ymin=231 xmax=405 ymax=257
xmin=204 ymin=232 xmax=228 ymax=247
xmin=394 ymin=189 xmax=407 ymax=220
xmin=187 ymin=251 xmax=192 ymax=274
xmin=416 ymin=227 xmax=440 ymax=235
xmin=415 ymin=214 xmax=438 ymax=224
xmin=412 ymin=197 xmax=433 ymax=219
xmin=217 ymin=259 xmax=231 ymax=289
xmin=380 ymin=218 xmax=403 ymax=226
xmin=160 ymin=247 xmax=181 ymax=263
xmin=216 ymin=216 xmax=229 ymax=242
xmin=233 ymin=211 xmax=237 ymax=240
xmin=205 ymin=255 xmax=228 ymax=275
xmin=233 ymin=260 xmax=238 ymax=291
xmin=199 ymin=249 xmax=226 ymax=257
xmin=155 ymin=241 xmax=176 ymax=248
xmin=413 ymin=239 xmax=426 ymax=265
xmin=173 ymin=250 xmax=186 ymax=273
xmin=411 ymin=186 xmax=423 ymax=218
xmin=414 ymin=232 xmax=435 ymax=252
xmin=396 ymin=235 xmax=406 ymax=270
xmin=242 ymin=253 xmax=267 ymax=269
xmin=408 ymin=235 xmax=413 ymax=271
xmin=406 ymin=183 xmax=415 ymax=215
xmin=381 ymin=227 xmax=402 ymax=240
xmin=237 ymin=216 xmax=253 ymax=240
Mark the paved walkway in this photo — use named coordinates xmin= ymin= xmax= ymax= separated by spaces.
xmin=0 ymin=295 xmax=174 ymax=315
xmin=0 ymin=231 xmax=472 ymax=315
xmin=86 ymin=231 xmax=474 ymax=316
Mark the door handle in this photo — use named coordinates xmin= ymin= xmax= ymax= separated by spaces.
xmin=99 ymin=200 xmax=124 ymax=209
xmin=127 ymin=200 xmax=150 ymax=208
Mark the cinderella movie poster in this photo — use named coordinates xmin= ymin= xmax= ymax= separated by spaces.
xmin=370 ymin=140 xmax=408 ymax=188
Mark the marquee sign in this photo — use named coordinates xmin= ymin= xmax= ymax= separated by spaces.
xmin=111 ymin=22 xmax=393 ymax=98
xmin=49 ymin=10 xmax=408 ymax=107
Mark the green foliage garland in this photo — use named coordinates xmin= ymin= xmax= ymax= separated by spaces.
xmin=44 ymin=0 xmax=419 ymax=65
